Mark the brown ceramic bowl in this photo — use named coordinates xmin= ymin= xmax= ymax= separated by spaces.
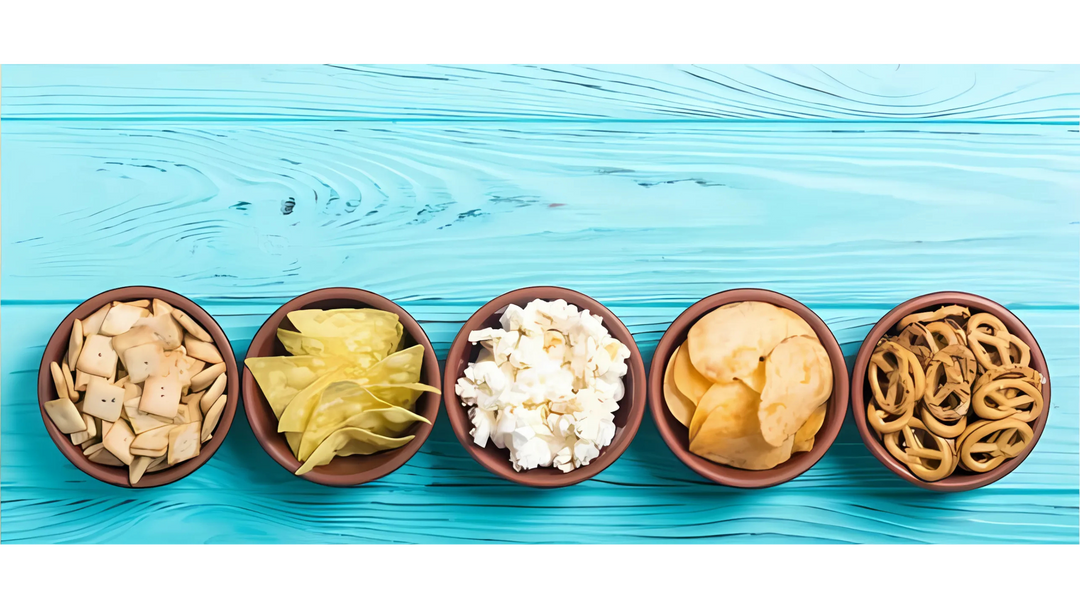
xmin=852 ymin=291 xmax=1051 ymax=492
xmin=242 ymin=287 xmax=441 ymax=486
xmin=37 ymin=286 xmax=239 ymax=488
xmin=649 ymin=289 xmax=849 ymax=488
xmin=443 ymin=286 xmax=647 ymax=488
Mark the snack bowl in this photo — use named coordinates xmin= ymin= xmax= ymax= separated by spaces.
xmin=443 ymin=286 xmax=648 ymax=488
xmin=648 ymin=289 xmax=849 ymax=488
xmin=242 ymin=287 xmax=442 ymax=486
xmin=37 ymin=286 xmax=239 ymax=488
xmin=851 ymin=291 xmax=1051 ymax=492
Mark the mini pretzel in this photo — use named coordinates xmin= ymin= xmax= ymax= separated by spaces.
xmin=923 ymin=344 xmax=977 ymax=421
xmin=894 ymin=324 xmax=934 ymax=367
xmin=968 ymin=330 xmax=1030 ymax=371
xmin=958 ymin=417 xmax=1033 ymax=473
xmin=868 ymin=400 xmax=914 ymax=435
xmin=896 ymin=305 xmax=971 ymax=332
xmin=920 ymin=405 xmax=967 ymax=438
xmin=868 ymin=340 xmax=925 ymax=416
xmin=924 ymin=319 xmax=968 ymax=349
xmin=883 ymin=418 xmax=957 ymax=482
xmin=972 ymin=377 xmax=1044 ymax=422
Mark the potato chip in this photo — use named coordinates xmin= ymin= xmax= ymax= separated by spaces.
xmin=689 ymin=380 xmax=794 ymax=470
xmin=673 ymin=342 xmax=711 ymax=404
xmin=286 ymin=308 xmax=402 ymax=357
xmin=662 ymin=346 xmax=696 ymax=427
xmin=792 ymin=404 xmax=827 ymax=453
xmin=758 ymin=335 xmax=833 ymax=447
xmin=740 ymin=361 xmax=767 ymax=393
xmin=276 ymin=328 xmax=381 ymax=369
xmin=295 ymin=427 xmax=415 ymax=475
xmin=688 ymin=301 xmax=807 ymax=385
xmin=246 ymin=355 xmax=342 ymax=417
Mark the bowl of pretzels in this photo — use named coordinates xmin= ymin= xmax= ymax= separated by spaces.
xmin=851 ymin=291 xmax=1050 ymax=491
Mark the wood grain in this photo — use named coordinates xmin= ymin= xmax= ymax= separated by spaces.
xmin=1 ymin=65 xmax=1077 ymax=544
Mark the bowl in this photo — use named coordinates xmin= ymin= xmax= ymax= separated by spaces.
xmin=242 ymin=287 xmax=442 ymax=486
xmin=442 ymin=286 xmax=647 ymax=488
xmin=851 ymin=291 xmax=1051 ymax=492
xmin=37 ymin=286 xmax=239 ymax=488
xmin=648 ymin=288 xmax=849 ymax=488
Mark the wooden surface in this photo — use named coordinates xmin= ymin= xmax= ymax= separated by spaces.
xmin=1 ymin=65 xmax=1077 ymax=543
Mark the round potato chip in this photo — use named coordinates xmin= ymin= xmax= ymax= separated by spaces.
xmin=663 ymin=346 xmax=697 ymax=427
xmin=758 ymin=335 xmax=833 ymax=447
xmin=689 ymin=380 xmax=794 ymax=470
xmin=688 ymin=301 xmax=810 ymax=385
xmin=673 ymin=342 xmax=711 ymax=404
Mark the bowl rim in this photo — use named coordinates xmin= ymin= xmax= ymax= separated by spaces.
xmin=850 ymin=290 xmax=1052 ymax=492
xmin=241 ymin=287 xmax=442 ymax=487
xmin=647 ymin=288 xmax=850 ymax=488
xmin=37 ymin=285 xmax=239 ymax=488
xmin=441 ymin=285 xmax=648 ymax=488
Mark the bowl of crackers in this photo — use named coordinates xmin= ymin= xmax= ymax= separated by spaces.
xmin=648 ymin=289 xmax=849 ymax=488
xmin=37 ymin=286 xmax=239 ymax=488
xmin=851 ymin=291 xmax=1051 ymax=491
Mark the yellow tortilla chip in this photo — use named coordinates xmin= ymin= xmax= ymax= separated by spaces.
xmin=673 ymin=343 xmax=711 ymax=404
xmin=246 ymin=355 xmax=343 ymax=417
xmin=295 ymin=427 xmax=415 ymax=475
xmin=286 ymin=308 xmax=402 ymax=357
xmin=663 ymin=347 xmax=696 ymax=427
xmin=277 ymin=367 xmax=350 ymax=432
xmin=285 ymin=431 xmax=303 ymax=457
xmin=276 ymin=329 xmax=382 ymax=369
xmin=689 ymin=380 xmax=794 ymax=470
xmin=758 ymin=335 xmax=833 ymax=447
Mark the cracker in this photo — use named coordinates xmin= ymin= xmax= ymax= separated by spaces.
xmin=172 ymin=309 xmax=212 ymax=342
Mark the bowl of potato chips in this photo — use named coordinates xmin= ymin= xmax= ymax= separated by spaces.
xmin=242 ymin=287 xmax=442 ymax=486
xmin=851 ymin=291 xmax=1051 ymax=492
xmin=648 ymin=289 xmax=849 ymax=488
xmin=37 ymin=286 xmax=239 ymax=488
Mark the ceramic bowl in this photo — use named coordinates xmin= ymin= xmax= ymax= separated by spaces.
xmin=442 ymin=286 xmax=647 ymax=487
xmin=648 ymin=288 xmax=849 ymax=488
xmin=242 ymin=287 xmax=441 ymax=486
xmin=851 ymin=291 xmax=1051 ymax=492
xmin=37 ymin=286 xmax=239 ymax=488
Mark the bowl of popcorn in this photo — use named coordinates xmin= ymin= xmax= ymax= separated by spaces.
xmin=37 ymin=286 xmax=238 ymax=488
xmin=443 ymin=286 xmax=647 ymax=487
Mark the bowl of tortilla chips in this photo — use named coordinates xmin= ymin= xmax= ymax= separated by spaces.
xmin=242 ymin=287 xmax=442 ymax=486
xmin=648 ymin=289 xmax=849 ymax=488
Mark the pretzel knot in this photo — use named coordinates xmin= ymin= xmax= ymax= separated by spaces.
xmin=966 ymin=313 xmax=1031 ymax=371
xmin=923 ymin=344 xmax=977 ymax=421
xmin=868 ymin=340 xmax=925 ymax=416
xmin=920 ymin=405 xmax=967 ymax=438
xmin=868 ymin=400 xmax=914 ymax=435
xmin=924 ymin=319 xmax=968 ymax=350
xmin=972 ymin=377 xmax=1044 ymax=422
xmin=958 ymin=417 xmax=1034 ymax=473
xmin=883 ymin=418 xmax=957 ymax=481
xmin=897 ymin=304 xmax=971 ymax=331
xmin=894 ymin=323 xmax=935 ymax=367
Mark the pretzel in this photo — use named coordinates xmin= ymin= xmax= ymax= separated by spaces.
xmin=958 ymin=417 xmax=1034 ymax=473
xmin=868 ymin=340 xmax=925 ymax=416
xmin=924 ymin=319 xmax=968 ymax=349
xmin=883 ymin=418 xmax=957 ymax=481
xmin=868 ymin=400 xmax=915 ymax=435
xmin=972 ymin=377 xmax=1044 ymax=422
xmin=920 ymin=405 xmax=967 ymax=438
xmin=966 ymin=313 xmax=1031 ymax=371
xmin=894 ymin=324 xmax=935 ymax=367
xmin=922 ymin=344 xmax=977 ymax=421
xmin=896 ymin=305 xmax=971 ymax=332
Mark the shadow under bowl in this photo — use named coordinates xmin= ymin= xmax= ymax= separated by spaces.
xmin=648 ymin=288 xmax=850 ymax=489
xmin=850 ymin=291 xmax=1051 ymax=492
xmin=442 ymin=286 xmax=648 ymax=488
xmin=37 ymin=285 xmax=240 ymax=488
xmin=241 ymin=287 xmax=442 ymax=487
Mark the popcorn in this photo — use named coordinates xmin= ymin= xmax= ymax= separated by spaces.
xmin=456 ymin=299 xmax=631 ymax=472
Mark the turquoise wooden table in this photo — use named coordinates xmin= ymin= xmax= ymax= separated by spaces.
xmin=2 ymin=65 xmax=1078 ymax=543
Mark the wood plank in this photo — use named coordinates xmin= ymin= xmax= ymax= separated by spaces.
xmin=1 ymin=119 xmax=1076 ymax=543
xmin=3 ymin=65 xmax=1078 ymax=122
